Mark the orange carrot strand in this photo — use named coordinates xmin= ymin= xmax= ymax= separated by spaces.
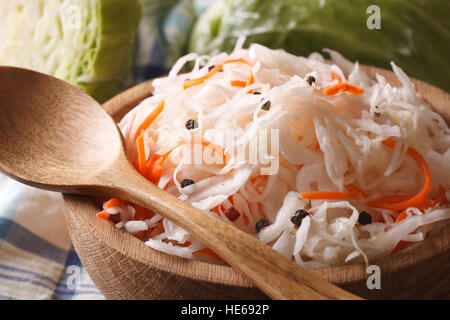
xmin=230 ymin=80 xmax=247 ymax=87
xmin=323 ymin=82 xmax=364 ymax=96
xmin=331 ymin=72 xmax=342 ymax=83
xmin=323 ymin=83 xmax=347 ymax=96
xmin=104 ymin=198 xmax=124 ymax=208
xmin=148 ymin=223 xmax=164 ymax=238
xmin=136 ymin=134 xmax=147 ymax=177
xmin=96 ymin=210 xmax=110 ymax=220
xmin=133 ymin=204 xmax=155 ymax=220
xmin=183 ymin=77 xmax=207 ymax=90
xmin=223 ymin=58 xmax=250 ymax=65
xmin=367 ymin=139 xmax=432 ymax=211
xmin=346 ymin=184 xmax=368 ymax=197
xmin=344 ymin=83 xmax=364 ymax=95
xmin=391 ymin=240 xmax=409 ymax=254
xmin=300 ymin=191 xmax=365 ymax=200
xmin=183 ymin=58 xmax=250 ymax=90
xmin=133 ymin=101 xmax=165 ymax=143
xmin=148 ymin=157 xmax=164 ymax=184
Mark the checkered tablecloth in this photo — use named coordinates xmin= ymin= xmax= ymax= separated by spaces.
xmin=0 ymin=0 xmax=215 ymax=300
xmin=0 ymin=176 xmax=103 ymax=299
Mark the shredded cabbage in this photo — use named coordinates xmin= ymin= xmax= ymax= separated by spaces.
xmin=103 ymin=40 xmax=450 ymax=268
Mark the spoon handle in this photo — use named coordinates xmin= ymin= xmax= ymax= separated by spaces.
xmin=102 ymin=166 xmax=361 ymax=300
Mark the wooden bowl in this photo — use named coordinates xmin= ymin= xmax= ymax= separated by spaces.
xmin=63 ymin=65 xmax=450 ymax=299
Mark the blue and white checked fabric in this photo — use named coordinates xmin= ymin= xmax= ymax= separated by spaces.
xmin=0 ymin=175 xmax=103 ymax=299
xmin=0 ymin=0 xmax=215 ymax=300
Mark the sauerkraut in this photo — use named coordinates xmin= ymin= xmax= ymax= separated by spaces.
xmin=97 ymin=39 xmax=450 ymax=268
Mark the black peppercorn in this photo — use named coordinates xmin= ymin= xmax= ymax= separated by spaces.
xmin=252 ymin=91 xmax=261 ymax=95
xmin=180 ymin=179 xmax=195 ymax=188
xmin=306 ymin=76 xmax=316 ymax=86
xmin=255 ymin=219 xmax=269 ymax=233
xmin=185 ymin=119 xmax=198 ymax=130
xmin=291 ymin=209 xmax=310 ymax=227
xmin=261 ymin=100 xmax=271 ymax=111
xmin=358 ymin=211 xmax=372 ymax=225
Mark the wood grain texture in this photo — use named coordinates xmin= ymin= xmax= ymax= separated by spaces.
xmin=63 ymin=65 xmax=450 ymax=300
xmin=0 ymin=66 xmax=359 ymax=300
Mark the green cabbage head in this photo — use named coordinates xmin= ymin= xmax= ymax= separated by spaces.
xmin=0 ymin=0 xmax=142 ymax=102
xmin=189 ymin=0 xmax=450 ymax=92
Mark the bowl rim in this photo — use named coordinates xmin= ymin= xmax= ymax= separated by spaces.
xmin=63 ymin=64 xmax=450 ymax=288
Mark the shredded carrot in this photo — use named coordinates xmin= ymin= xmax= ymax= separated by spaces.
xmin=230 ymin=80 xmax=247 ymax=87
xmin=135 ymin=230 xmax=146 ymax=241
xmin=323 ymin=83 xmax=347 ymax=96
xmin=323 ymin=82 xmax=364 ymax=96
xmin=391 ymin=240 xmax=409 ymax=254
xmin=136 ymin=134 xmax=147 ymax=177
xmin=394 ymin=199 xmax=434 ymax=223
xmin=394 ymin=210 xmax=408 ymax=223
xmin=180 ymin=241 xmax=192 ymax=247
xmin=391 ymin=185 xmax=446 ymax=256
xmin=147 ymin=154 xmax=161 ymax=171
xmin=394 ymin=186 xmax=446 ymax=224
xmin=133 ymin=101 xmax=165 ymax=143
xmin=133 ymin=204 xmax=155 ymax=220
xmin=367 ymin=139 xmax=432 ymax=211
xmin=145 ymin=143 xmax=183 ymax=182
xmin=223 ymin=58 xmax=250 ymax=65
xmin=184 ymin=65 xmax=223 ymax=89
xmin=149 ymin=157 xmax=164 ymax=184
xmin=183 ymin=58 xmax=250 ymax=90
xmin=104 ymin=198 xmax=124 ymax=208
xmin=183 ymin=77 xmax=206 ymax=90
xmin=211 ymin=206 xmax=221 ymax=217
xmin=96 ymin=210 xmax=110 ymax=220
xmin=148 ymin=223 xmax=164 ymax=238
xmin=132 ymin=159 xmax=139 ymax=172
xmin=300 ymin=191 xmax=365 ymax=200
xmin=344 ymin=83 xmax=364 ymax=95
xmin=331 ymin=72 xmax=342 ymax=83
xmin=346 ymin=184 xmax=368 ymax=197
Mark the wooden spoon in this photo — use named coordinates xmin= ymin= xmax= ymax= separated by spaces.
xmin=0 ymin=66 xmax=360 ymax=300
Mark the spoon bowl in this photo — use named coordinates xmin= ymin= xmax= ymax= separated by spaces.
xmin=0 ymin=66 xmax=124 ymax=191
